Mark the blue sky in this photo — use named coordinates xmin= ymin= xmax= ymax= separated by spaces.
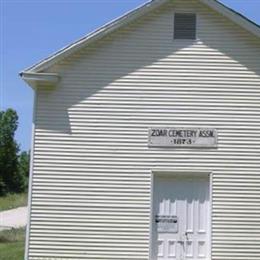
xmin=1 ymin=0 xmax=260 ymax=151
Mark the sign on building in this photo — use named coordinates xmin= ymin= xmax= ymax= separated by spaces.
xmin=148 ymin=128 xmax=217 ymax=148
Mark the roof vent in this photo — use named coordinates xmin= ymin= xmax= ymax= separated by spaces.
xmin=174 ymin=13 xmax=196 ymax=39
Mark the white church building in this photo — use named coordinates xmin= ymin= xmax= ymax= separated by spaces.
xmin=21 ymin=0 xmax=260 ymax=259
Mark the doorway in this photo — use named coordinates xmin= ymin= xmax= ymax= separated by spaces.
xmin=151 ymin=175 xmax=211 ymax=260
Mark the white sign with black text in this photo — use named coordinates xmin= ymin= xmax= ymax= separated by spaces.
xmin=148 ymin=128 xmax=217 ymax=148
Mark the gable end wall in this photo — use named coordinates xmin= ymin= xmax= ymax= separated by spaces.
xmin=29 ymin=0 xmax=260 ymax=259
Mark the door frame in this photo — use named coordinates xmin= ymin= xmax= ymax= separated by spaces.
xmin=149 ymin=169 xmax=213 ymax=260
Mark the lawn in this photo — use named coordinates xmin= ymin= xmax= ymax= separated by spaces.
xmin=0 ymin=228 xmax=25 ymax=260
xmin=0 ymin=193 xmax=27 ymax=259
xmin=0 ymin=193 xmax=27 ymax=211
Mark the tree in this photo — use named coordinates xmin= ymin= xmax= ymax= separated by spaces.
xmin=18 ymin=151 xmax=30 ymax=189
xmin=0 ymin=109 xmax=26 ymax=194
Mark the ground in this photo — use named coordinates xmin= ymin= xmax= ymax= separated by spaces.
xmin=0 ymin=206 xmax=28 ymax=230
xmin=0 ymin=228 xmax=25 ymax=260
xmin=0 ymin=194 xmax=27 ymax=259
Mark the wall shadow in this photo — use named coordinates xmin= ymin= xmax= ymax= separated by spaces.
xmin=35 ymin=2 xmax=260 ymax=135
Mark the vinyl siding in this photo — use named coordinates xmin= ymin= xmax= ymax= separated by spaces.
xmin=28 ymin=0 xmax=260 ymax=259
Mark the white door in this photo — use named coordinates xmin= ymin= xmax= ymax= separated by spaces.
xmin=151 ymin=176 xmax=210 ymax=260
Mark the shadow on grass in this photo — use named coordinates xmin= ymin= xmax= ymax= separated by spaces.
xmin=0 ymin=228 xmax=25 ymax=260
xmin=0 ymin=227 xmax=26 ymax=243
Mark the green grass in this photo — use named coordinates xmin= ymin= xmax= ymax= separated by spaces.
xmin=0 ymin=227 xmax=26 ymax=243
xmin=0 ymin=193 xmax=27 ymax=211
xmin=0 ymin=241 xmax=25 ymax=260
xmin=0 ymin=194 xmax=27 ymax=259
xmin=0 ymin=228 xmax=25 ymax=260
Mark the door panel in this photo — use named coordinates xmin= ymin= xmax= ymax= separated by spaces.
xmin=152 ymin=176 xmax=210 ymax=260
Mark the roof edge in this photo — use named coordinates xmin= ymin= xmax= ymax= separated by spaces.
xmin=20 ymin=72 xmax=60 ymax=89
xmin=22 ymin=0 xmax=168 ymax=73
xmin=201 ymin=0 xmax=260 ymax=37
xmin=21 ymin=0 xmax=260 ymax=74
